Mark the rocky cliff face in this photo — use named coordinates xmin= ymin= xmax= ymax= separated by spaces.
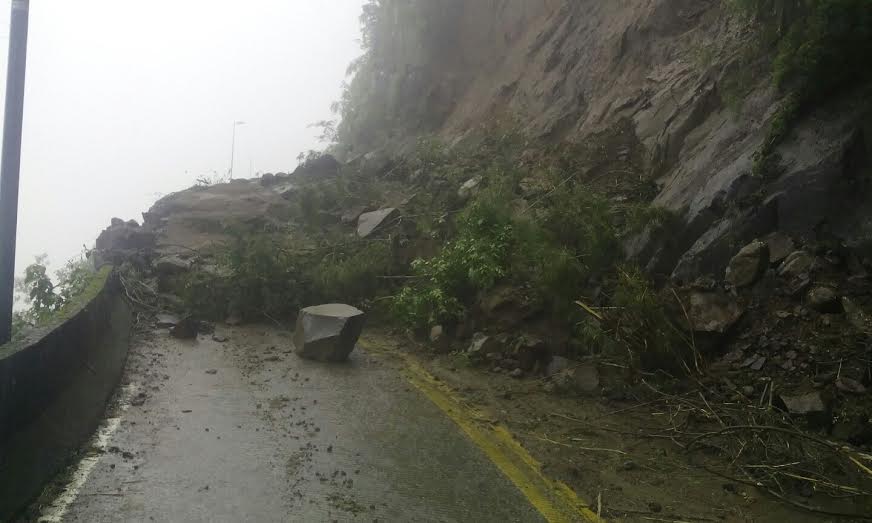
xmin=339 ymin=0 xmax=871 ymax=282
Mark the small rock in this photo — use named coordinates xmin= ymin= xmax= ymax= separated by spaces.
xmin=205 ymin=369 xmax=218 ymax=375
xmin=842 ymin=297 xmax=872 ymax=333
xmin=155 ymin=313 xmax=180 ymax=328
xmin=750 ymin=356 xmax=766 ymax=371
xmin=467 ymin=333 xmax=502 ymax=359
xmin=806 ymin=286 xmax=840 ymax=313
xmin=726 ymin=240 xmax=769 ymax=288
xmin=780 ymin=391 xmax=829 ymax=424
xmin=836 ymin=377 xmax=867 ymax=395
xmin=340 ymin=206 xmax=367 ymax=225
xmin=170 ymin=316 xmax=199 ymax=339
xmin=620 ymin=460 xmax=639 ymax=471
xmin=457 ymin=176 xmax=482 ymax=201
xmin=154 ymin=255 xmax=193 ymax=276
xmin=212 ymin=334 xmax=229 ymax=343
xmin=429 ymin=325 xmax=444 ymax=344
xmin=778 ymin=251 xmax=815 ymax=279
xmin=357 ymin=208 xmax=399 ymax=238
xmin=545 ymin=355 xmax=572 ymax=376
xmin=764 ymin=232 xmax=795 ymax=265
xmin=688 ymin=291 xmax=744 ymax=334
xmin=551 ymin=364 xmax=600 ymax=396
xmin=509 ymin=368 xmax=524 ymax=379
xmin=512 ymin=334 xmax=548 ymax=371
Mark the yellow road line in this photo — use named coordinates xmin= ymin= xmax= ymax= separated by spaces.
xmin=361 ymin=339 xmax=603 ymax=523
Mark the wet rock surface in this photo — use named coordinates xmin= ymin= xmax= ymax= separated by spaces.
xmin=726 ymin=240 xmax=769 ymax=288
xmin=293 ymin=304 xmax=366 ymax=362
xmin=356 ymin=208 xmax=399 ymax=238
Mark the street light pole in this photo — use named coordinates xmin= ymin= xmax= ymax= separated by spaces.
xmin=0 ymin=0 xmax=30 ymax=344
xmin=228 ymin=120 xmax=245 ymax=180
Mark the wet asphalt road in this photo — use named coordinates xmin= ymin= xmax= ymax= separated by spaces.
xmin=38 ymin=326 xmax=544 ymax=523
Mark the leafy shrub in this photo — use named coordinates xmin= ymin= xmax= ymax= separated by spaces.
xmin=310 ymin=242 xmax=393 ymax=303
xmin=392 ymin=196 xmax=513 ymax=328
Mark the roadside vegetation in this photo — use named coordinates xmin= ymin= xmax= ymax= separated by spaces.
xmin=729 ymin=0 xmax=872 ymax=176
xmin=8 ymin=255 xmax=107 ymax=344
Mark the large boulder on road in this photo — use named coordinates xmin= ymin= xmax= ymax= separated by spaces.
xmin=293 ymin=304 xmax=366 ymax=362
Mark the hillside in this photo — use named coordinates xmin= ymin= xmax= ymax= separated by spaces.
xmin=88 ymin=1 xmax=872 ymax=519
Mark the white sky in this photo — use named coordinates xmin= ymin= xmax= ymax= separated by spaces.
xmin=0 ymin=0 xmax=364 ymax=278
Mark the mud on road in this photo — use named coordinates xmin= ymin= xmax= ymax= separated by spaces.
xmin=28 ymin=325 xmax=543 ymax=523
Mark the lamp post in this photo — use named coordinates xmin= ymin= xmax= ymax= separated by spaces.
xmin=0 ymin=0 xmax=30 ymax=344
xmin=228 ymin=120 xmax=245 ymax=180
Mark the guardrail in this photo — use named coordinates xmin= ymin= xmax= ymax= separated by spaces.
xmin=0 ymin=268 xmax=131 ymax=519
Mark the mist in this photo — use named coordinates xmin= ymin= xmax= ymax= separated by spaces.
xmin=0 ymin=0 xmax=364 ymax=279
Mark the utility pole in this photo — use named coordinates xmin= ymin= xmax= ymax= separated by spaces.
xmin=0 ymin=0 xmax=30 ymax=344
xmin=228 ymin=120 xmax=245 ymax=180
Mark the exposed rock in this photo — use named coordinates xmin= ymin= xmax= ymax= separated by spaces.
xmin=806 ymin=287 xmax=841 ymax=313
xmin=780 ymin=391 xmax=829 ymax=421
xmin=479 ymin=285 xmax=540 ymax=328
xmin=836 ymin=377 xmax=867 ymax=395
xmin=545 ymin=355 xmax=572 ymax=376
xmin=211 ymin=334 xmax=229 ymax=343
xmin=170 ymin=316 xmax=199 ymax=339
xmin=357 ymin=208 xmax=399 ymax=238
xmin=688 ymin=292 xmax=744 ymax=334
xmin=764 ymin=232 xmax=795 ymax=265
xmin=293 ymin=304 xmax=366 ymax=363
xmin=292 ymin=153 xmax=341 ymax=179
xmin=842 ymin=297 xmax=872 ymax=333
xmin=96 ymin=220 xmax=156 ymax=252
xmin=509 ymin=368 xmax=524 ymax=379
xmin=155 ymin=314 xmax=179 ymax=328
xmin=778 ymin=251 xmax=815 ymax=279
xmin=457 ymin=176 xmax=482 ymax=201
xmin=429 ymin=325 xmax=444 ymax=344
xmin=467 ymin=332 xmax=502 ymax=359
xmin=153 ymin=255 xmax=193 ymax=276
xmin=512 ymin=335 xmax=548 ymax=372
xmin=725 ymin=240 xmax=769 ymax=288
xmin=551 ymin=364 xmax=600 ymax=396
xmin=341 ymin=206 xmax=368 ymax=225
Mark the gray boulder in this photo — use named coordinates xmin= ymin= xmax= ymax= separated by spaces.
xmin=457 ymin=176 xmax=482 ymax=201
xmin=806 ymin=286 xmax=840 ymax=312
xmin=551 ymin=364 xmax=600 ymax=396
xmin=688 ymin=291 xmax=744 ymax=334
xmin=154 ymin=255 xmax=193 ymax=276
xmin=357 ymin=208 xmax=399 ymax=238
xmin=293 ymin=304 xmax=366 ymax=362
xmin=778 ymin=251 xmax=815 ymax=279
xmin=725 ymin=240 xmax=769 ymax=288
xmin=764 ymin=232 xmax=795 ymax=265
xmin=467 ymin=332 xmax=501 ymax=359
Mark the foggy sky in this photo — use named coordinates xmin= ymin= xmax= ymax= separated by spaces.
xmin=0 ymin=0 xmax=364 ymax=279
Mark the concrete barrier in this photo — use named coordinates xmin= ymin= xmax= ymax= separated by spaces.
xmin=0 ymin=268 xmax=131 ymax=519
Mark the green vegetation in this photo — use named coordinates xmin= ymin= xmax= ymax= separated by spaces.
xmin=390 ymin=136 xmax=675 ymax=345
xmin=9 ymin=256 xmax=110 ymax=344
xmin=180 ymin=228 xmax=396 ymax=322
xmin=730 ymin=0 xmax=872 ymax=175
